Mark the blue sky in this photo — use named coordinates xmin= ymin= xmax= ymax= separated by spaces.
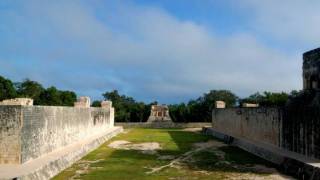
xmin=0 ymin=0 xmax=319 ymax=103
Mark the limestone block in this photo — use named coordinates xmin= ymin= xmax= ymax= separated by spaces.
xmin=215 ymin=101 xmax=225 ymax=109
xmin=74 ymin=96 xmax=90 ymax=108
xmin=0 ymin=98 xmax=33 ymax=106
xmin=242 ymin=103 xmax=259 ymax=108
xmin=101 ymin=101 xmax=112 ymax=109
xmin=110 ymin=107 xmax=115 ymax=127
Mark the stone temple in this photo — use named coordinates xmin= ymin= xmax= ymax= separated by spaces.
xmin=147 ymin=105 xmax=172 ymax=122
xmin=303 ymin=48 xmax=320 ymax=90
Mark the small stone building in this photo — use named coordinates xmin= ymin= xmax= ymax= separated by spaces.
xmin=303 ymin=48 xmax=320 ymax=90
xmin=147 ymin=105 xmax=172 ymax=122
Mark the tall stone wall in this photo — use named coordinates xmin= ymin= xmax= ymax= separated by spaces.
xmin=212 ymin=104 xmax=320 ymax=160
xmin=0 ymin=106 xmax=22 ymax=164
xmin=0 ymin=105 xmax=114 ymax=164
xmin=282 ymin=91 xmax=320 ymax=159
xmin=212 ymin=108 xmax=281 ymax=146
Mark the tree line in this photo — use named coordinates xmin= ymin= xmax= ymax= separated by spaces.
xmin=0 ymin=76 xmax=76 ymax=106
xmin=0 ymin=75 xmax=299 ymax=122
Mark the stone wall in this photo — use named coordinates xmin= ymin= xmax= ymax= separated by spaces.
xmin=0 ymin=106 xmax=22 ymax=164
xmin=0 ymin=105 xmax=114 ymax=164
xmin=212 ymin=108 xmax=281 ymax=146
xmin=281 ymin=91 xmax=320 ymax=159
xmin=303 ymin=48 xmax=320 ymax=90
xmin=115 ymin=122 xmax=212 ymax=129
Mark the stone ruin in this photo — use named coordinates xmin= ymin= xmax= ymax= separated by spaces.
xmin=215 ymin=101 xmax=226 ymax=108
xmin=209 ymin=47 xmax=320 ymax=179
xmin=303 ymin=47 xmax=320 ymax=90
xmin=0 ymin=98 xmax=33 ymax=106
xmin=242 ymin=103 xmax=259 ymax=108
xmin=0 ymin=95 xmax=120 ymax=179
xmin=101 ymin=100 xmax=112 ymax=109
xmin=74 ymin=96 xmax=91 ymax=108
xmin=147 ymin=105 xmax=172 ymax=122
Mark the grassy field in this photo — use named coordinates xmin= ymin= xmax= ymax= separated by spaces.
xmin=53 ymin=128 xmax=290 ymax=180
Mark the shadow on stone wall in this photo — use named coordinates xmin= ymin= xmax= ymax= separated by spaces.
xmin=282 ymin=90 xmax=320 ymax=159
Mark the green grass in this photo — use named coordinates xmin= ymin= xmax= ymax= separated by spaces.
xmin=53 ymin=128 xmax=281 ymax=180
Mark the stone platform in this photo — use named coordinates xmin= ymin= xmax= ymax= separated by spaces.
xmin=0 ymin=126 xmax=123 ymax=180
xmin=203 ymin=127 xmax=320 ymax=179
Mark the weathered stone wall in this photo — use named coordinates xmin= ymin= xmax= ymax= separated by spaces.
xmin=0 ymin=105 xmax=114 ymax=164
xmin=281 ymin=90 xmax=320 ymax=159
xmin=212 ymin=108 xmax=281 ymax=146
xmin=303 ymin=48 xmax=320 ymax=90
xmin=0 ymin=106 xmax=22 ymax=164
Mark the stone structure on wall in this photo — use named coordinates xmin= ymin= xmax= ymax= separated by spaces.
xmin=303 ymin=48 xmax=320 ymax=90
xmin=0 ymin=98 xmax=33 ymax=106
xmin=101 ymin=100 xmax=112 ymax=109
xmin=74 ymin=96 xmax=91 ymax=108
xmin=147 ymin=105 xmax=172 ymax=122
xmin=242 ymin=103 xmax=259 ymax=108
xmin=215 ymin=101 xmax=226 ymax=108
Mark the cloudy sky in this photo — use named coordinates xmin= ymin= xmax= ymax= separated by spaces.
xmin=0 ymin=0 xmax=319 ymax=103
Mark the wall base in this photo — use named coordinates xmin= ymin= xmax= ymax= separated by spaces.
xmin=0 ymin=126 xmax=123 ymax=180
xmin=203 ymin=127 xmax=320 ymax=180
xmin=115 ymin=122 xmax=212 ymax=128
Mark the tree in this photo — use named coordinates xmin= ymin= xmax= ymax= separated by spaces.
xmin=0 ymin=76 xmax=17 ymax=101
xmin=169 ymin=103 xmax=188 ymax=122
xmin=240 ymin=92 xmax=263 ymax=104
xmin=102 ymin=90 xmax=152 ymax=122
xmin=38 ymin=86 xmax=62 ymax=106
xmin=169 ymin=90 xmax=238 ymax=122
xmin=15 ymin=79 xmax=44 ymax=104
xmin=241 ymin=91 xmax=289 ymax=107
xmin=91 ymin=100 xmax=101 ymax=107
xmin=103 ymin=90 xmax=136 ymax=122
xmin=203 ymin=90 xmax=238 ymax=108
xmin=60 ymin=91 xmax=77 ymax=106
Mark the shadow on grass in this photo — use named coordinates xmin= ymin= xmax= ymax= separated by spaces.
xmin=166 ymin=129 xmax=279 ymax=175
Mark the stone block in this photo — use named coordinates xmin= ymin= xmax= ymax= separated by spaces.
xmin=74 ymin=96 xmax=90 ymax=108
xmin=242 ymin=103 xmax=259 ymax=108
xmin=101 ymin=101 xmax=112 ymax=109
xmin=0 ymin=98 xmax=33 ymax=106
xmin=215 ymin=101 xmax=225 ymax=109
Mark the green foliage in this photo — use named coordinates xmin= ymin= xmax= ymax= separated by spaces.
xmin=0 ymin=76 xmax=17 ymax=101
xmin=38 ymin=87 xmax=62 ymax=105
xmin=92 ymin=100 xmax=101 ymax=107
xmin=240 ymin=91 xmax=290 ymax=107
xmin=37 ymin=87 xmax=77 ymax=106
xmin=60 ymin=90 xmax=77 ymax=106
xmin=15 ymin=79 xmax=45 ymax=104
xmin=102 ymin=90 xmax=151 ymax=122
xmin=170 ymin=90 xmax=238 ymax=122
xmin=0 ymin=76 xmax=77 ymax=106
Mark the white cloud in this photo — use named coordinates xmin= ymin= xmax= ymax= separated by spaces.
xmin=0 ymin=0 xmax=303 ymax=103
xmin=240 ymin=0 xmax=320 ymax=46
